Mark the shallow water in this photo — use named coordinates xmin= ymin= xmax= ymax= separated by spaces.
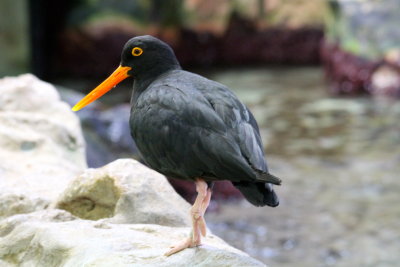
xmin=204 ymin=67 xmax=400 ymax=266
xmin=58 ymin=66 xmax=400 ymax=266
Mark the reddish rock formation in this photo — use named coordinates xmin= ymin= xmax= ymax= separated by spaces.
xmin=320 ymin=40 xmax=379 ymax=96
xmin=58 ymin=14 xmax=323 ymax=79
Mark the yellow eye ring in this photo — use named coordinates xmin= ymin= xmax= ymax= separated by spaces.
xmin=132 ymin=47 xmax=143 ymax=56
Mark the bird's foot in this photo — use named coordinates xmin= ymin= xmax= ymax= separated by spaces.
xmin=164 ymin=235 xmax=201 ymax=256
xmin=164 ymin=179 xmax=211 ymax=257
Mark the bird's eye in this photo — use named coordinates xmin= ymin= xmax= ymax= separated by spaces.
xmin=132 ymin=47 xmax=143 ymax=57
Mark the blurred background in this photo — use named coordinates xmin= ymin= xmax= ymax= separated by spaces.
xmin=1 ymin=0 xmax=400 ymax=265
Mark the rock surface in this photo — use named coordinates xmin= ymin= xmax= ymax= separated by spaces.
xmin=0 ymin=210 xmax=265 ymax=267
xmin=0 ymin=74 xmax=264 ymax=266
xmin=57 ymin=86 xmax=141 ymax=168
xmin=54 ymin=159 xmax=191 ymax=227
xmin=0 ymin=74 xmax=86 ymax=219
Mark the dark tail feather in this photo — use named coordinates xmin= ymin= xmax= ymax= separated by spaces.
xmin=257 ymin=172 xmax=282 ymax=185
xmin=232 ymin=181 xmax=279 ymax=207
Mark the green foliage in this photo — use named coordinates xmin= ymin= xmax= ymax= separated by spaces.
xmin=325 ymin=0 xmax=400 ymax=60
xmin=66 ymin=0 xmax=184 ymax=28
xmin=0 ymin=0 xmax=29 ymax=76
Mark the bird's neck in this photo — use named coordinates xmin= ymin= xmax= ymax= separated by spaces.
xmin=135 ymin=61 xmax=180 ymax=89
xmin=131 ymin=64 xmax=181 ymax=105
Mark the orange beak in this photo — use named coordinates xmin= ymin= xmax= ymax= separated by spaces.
xmin=72 ymin=65 xmax=132 ymax=111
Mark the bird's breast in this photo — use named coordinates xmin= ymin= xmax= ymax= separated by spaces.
xmin=129 ymin=86 xmax=188 ymax=156
xmin=128 ymin=93 xmax=202 ymax=179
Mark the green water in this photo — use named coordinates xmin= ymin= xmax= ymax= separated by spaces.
xmin=59 ymin=66 xmax=400 ymax=266
xmin=205 ymin=67 xmax=400 ymax=266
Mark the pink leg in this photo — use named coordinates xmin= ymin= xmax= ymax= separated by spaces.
xmin=198 ymin=188 xmax=212 ymax=237
xmin=164 ymin=179 xmax=212 ymax=256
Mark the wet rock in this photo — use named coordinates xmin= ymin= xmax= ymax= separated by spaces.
xmin=58 ymin=86 xmax=139 ymax=168
xmin=0 ymin=209 xmax=265 ymax=267
xmin=55 ymin=159 xmax=191 ymax=227
xmin=370 ymin=65 xmax=400 ymax=98
xmin=370 ymin=50 xmax=400 ymax=98
xmin=0 ymin=74 xmax=86 ymax=218
xmin=321 ymin=41 xmax=378 ymax=96
xmin=77 ymin=103 xmax=140 ymax=168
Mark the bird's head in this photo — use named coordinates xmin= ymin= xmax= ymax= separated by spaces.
xmin=72 ymin=35 xmax=180 ymax=111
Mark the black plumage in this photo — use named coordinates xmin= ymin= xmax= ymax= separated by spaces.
xmin=124 ymin=36 xmax=281 ymax=207
xmin=72 ymin=35 xmax=282 ymax=255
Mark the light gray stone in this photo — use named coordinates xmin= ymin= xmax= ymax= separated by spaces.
xmin=0 ymin=75 xmax=266 ymax=266
xmin=0 ymin=74 xmax=86 ymax=218
xmin=0 ymin=209 xmax=265 ymax=267
xmin=54 ymin=159 xmax=191 ymax=227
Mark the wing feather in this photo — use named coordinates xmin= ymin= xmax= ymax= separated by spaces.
xmin=131 ymin=71 xmax=271 ymax=182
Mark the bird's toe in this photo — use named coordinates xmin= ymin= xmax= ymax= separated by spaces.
xmin=164 ymin=237 xmax=194 ymax=256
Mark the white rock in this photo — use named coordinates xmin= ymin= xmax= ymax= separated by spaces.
xmin=0 ymin=210 xmax=265 ymax=267
xmin=54 ymin=159 xmax=191 ymax=227
xmin=0 ymin=75 xmax=266 ymax=266
xmin=0 ymin=74 xmax=86 ymax=218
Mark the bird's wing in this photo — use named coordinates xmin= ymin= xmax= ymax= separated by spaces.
xmin=132 ymin=82 xmax=256 ymax=182
xmin=196 ymin=82 xmax=269 ymax=173
xmin=154 ymin=72 xmax=272 ymax=180
xmin=197 ymin=83 xmax=281 ymax=185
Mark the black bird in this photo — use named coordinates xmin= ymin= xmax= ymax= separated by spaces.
xmin=73 ymin=35 xmax=281 ymax=256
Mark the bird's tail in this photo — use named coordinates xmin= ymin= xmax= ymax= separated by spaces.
xmin=232 ymin=181 xmax=279 ymax=207
xmin=256 ymin=172 xmax=282 ymax=185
